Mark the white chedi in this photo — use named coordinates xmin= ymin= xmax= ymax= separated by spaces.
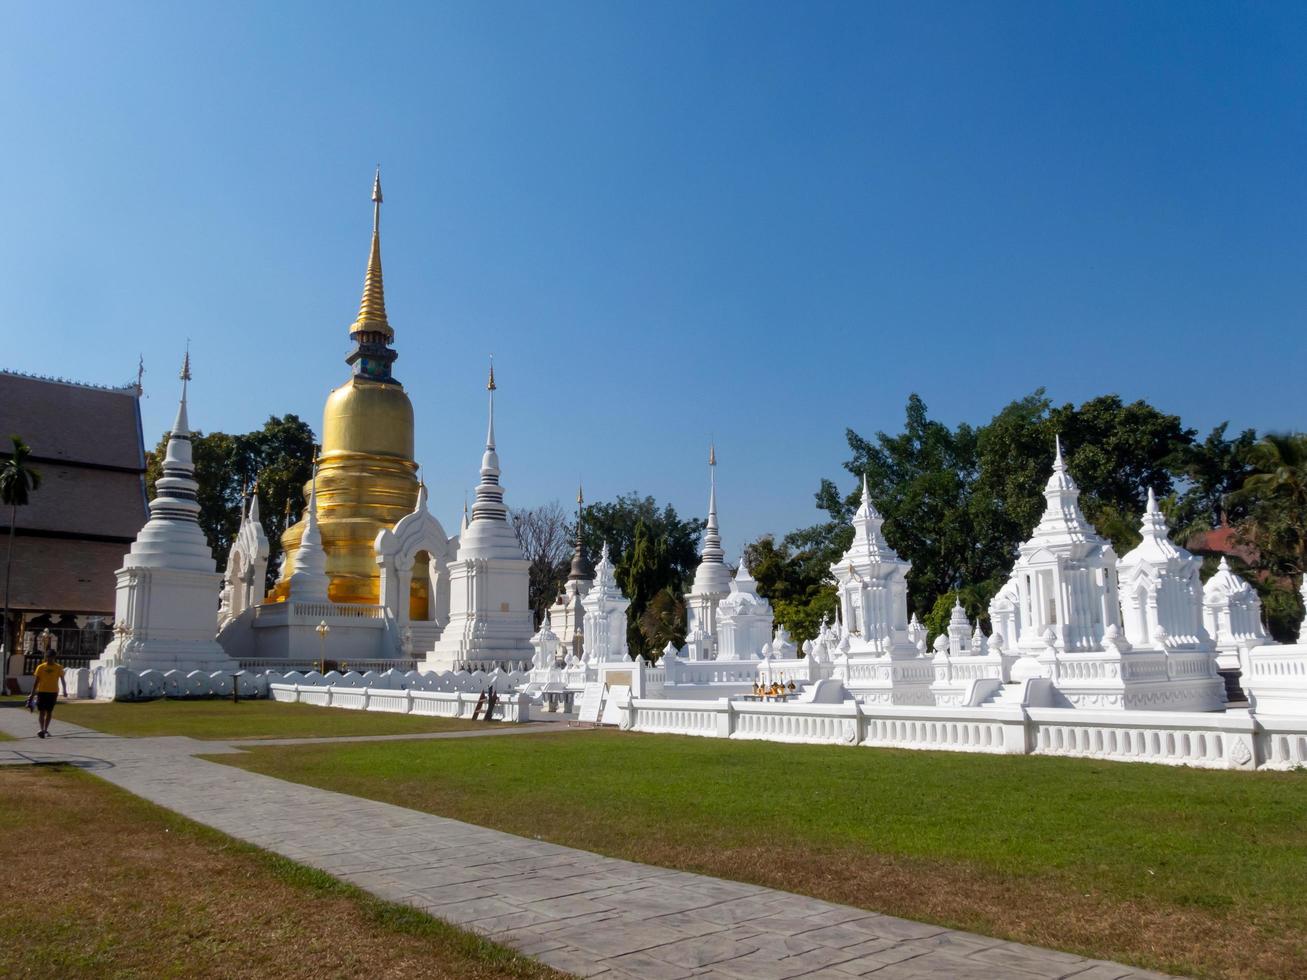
xmin=1002 ymin=438 xmax=1121 ymax=663
xmin=530 ymin=612 xmax=560 ymax=670
xmin=218 ymin=490 xmax=269 ymax=628
xmin=94 ymin=354 xmax=234 ymax=677
xmin=829 ymin=475 xmax=933 ymax=705
xmin=424 ymin=368 xmax=533 ymax=671
xmin=1116 ymin=488 xmax=1214 ymax=652
xmin=1202 ymin=557 xmax=1270 ymax=672
xmin=581 ymin=543 xmax=631 ymax=664
xmin=288 ymin=467 xmax=330 ymax=603
xmin=715 ymin=556 xmax=774 ymax=660
xmin=685 ymin=444 xmax=731 ymax=656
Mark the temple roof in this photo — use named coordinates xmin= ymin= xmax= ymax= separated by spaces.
xmin=0 ymin=372 xmax=148 ymax=613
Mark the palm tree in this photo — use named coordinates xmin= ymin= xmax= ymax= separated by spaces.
xmin=1229 ymin=433 xmax=1307 ymax=576
xmin=1 ymin=436 xmax=42 ymax=670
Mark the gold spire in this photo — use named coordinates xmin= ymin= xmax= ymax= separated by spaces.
xmin=349 ymin=166 xmax=393 ymax=341
xmin=487 ymin=356 xmax=496 ymax=391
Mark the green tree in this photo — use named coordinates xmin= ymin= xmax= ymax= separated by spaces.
xmin=1 ymin=436 xmax=42 ymax=660
xmin=145 ymin=415 xmax=315 ymax=587
xmin=745 ymin=533 xmax=839 ymax=644
xmin=580 ymin=493 xmax=703 ymax=657
xmin=1175 ymin=423 xmax=1258 ymax=532
xmin=639 ymin=587 xmax=688 ymax=656
xmin=1230 ymin=433 xmax=1307 ymax=579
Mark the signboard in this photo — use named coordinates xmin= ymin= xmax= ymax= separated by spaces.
xmin=600 ymin=685 xmax=630 ymax=726
xmin=576 ymin=681 xmax=606 ymax=724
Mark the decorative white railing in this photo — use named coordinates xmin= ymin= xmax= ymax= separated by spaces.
xmin=269 ymin=682 xmax=529 ymax=723
xmin=617 ymin=696 xmax=1305 ymax=771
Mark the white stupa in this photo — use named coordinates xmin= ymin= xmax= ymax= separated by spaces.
xmin=218 ymin=489 xmax=269 ymax=629
xmin=94 ymin=353 xmax=234 ymax=677
xmin=423 ymin=363 xmax=533 ymax=671
xmin=545 ymin=485 xmax=593 ymax=659
xmin=715 ymin=556 xmax=774 ymax=660
xmin=829 ymin=474 xmax=933 ymax=705
xmin=581 ymin=543 xmax=630 ymax=664
xmin=1003 ymin=437 xmax=1121 ymax=661
xmin=287 ymin=464 xmax=331 ymax=603
xmin=1117 ymin=488 xmax=1215 ymax=652
xmin=685 ymin=444 xmax=732 ymax=658
xmin=1202 ymin=557 xmax=1270 ymax=673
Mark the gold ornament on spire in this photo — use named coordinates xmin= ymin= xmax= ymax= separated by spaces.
xmin=349 ymin=166 xmax=393 ymax=341
xmin=180 ymin=344 xmax=192 ymax=381
xmin=487 ymin=357 xmax=496 ymax=391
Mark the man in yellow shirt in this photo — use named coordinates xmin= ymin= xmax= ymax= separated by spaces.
xmin=30 ymin=650 xmax=67 ymax=739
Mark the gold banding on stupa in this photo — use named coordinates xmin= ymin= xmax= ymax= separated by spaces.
xmin=270 ymin=169 xmax=426 ymax=613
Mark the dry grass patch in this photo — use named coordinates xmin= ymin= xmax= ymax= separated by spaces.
xmin=0 ymin=766 xmax=568 ymax=979
xmin=217 ymin=729 xmax=1307 ymax=980
xmin=56 ymin=697 xmax=495 ymax=740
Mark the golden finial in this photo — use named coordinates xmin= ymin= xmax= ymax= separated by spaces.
xmin=577 ymin=482 xmax=584 ymax=506
xmin=180 ymin=343 xmax=192 ymax=382
xmin=709 ymin=441 xmax=716 ymax=467
xmin=349 ymin=167 xmax=392 ymax=340
xmin=487 ymin=356 xmax=496 ymax=391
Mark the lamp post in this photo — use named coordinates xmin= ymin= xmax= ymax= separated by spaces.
xmin=316 ymin=620 xmax=330 ymax=674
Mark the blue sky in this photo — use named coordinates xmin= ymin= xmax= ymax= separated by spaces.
xmin=2 ymin=2 xmax=1304 ymax=557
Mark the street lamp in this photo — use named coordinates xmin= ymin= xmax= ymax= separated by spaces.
xmin=316 ymin=620 xmax=330 ymax=674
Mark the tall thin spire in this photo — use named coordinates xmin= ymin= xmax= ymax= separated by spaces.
xmin=349 ymin=166 xmax=392 ymax=341
xmin=569 ymin=481 xmax=592 ymax=582
xmin=486 ymin=356 xmax=496 ymax=450
xmin=698 ymin=443 xmax=724 ymax=568
xmin=471 ymin=359 xmax=506 ymax=524
xmin=172 ymin=347 xmax=192 ymax=437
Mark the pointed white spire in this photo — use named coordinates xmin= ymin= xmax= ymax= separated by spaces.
xmin=248 ymin=488 xmax=260 ymax=525
xmin=690 ymin=442 xmax=731 ymax=596
xmin=121 ymin=349 xmax=214 ymax=571
xmin=846 ymin=472 xmax=894 ymax=562
xmin=702 ymin=442 xmax=722 ymax=561
xmin=1030 ymin=438 xmax=1100 ymax=545
xmin=288 ymin=462 xmax=330 ymax=602
xmin=470 ymin=358 xmax=507 ymax=525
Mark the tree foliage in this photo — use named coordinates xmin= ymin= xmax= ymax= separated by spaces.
xmin=145 ymin=415 xmax=316 ymax=585
xmin=580 ymin=494 xmax=703 ymax=658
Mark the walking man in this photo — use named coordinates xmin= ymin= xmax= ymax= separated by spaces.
xmin=30 ymin=649 xmax=67 ymax=738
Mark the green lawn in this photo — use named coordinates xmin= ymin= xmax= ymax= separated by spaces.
xmin=57 ymin=698 xmax=497 ymax=740
xmin=0 ymin=765 xmax=566 ymax=979
xmin=216 ymin=729 xmax=1307 ymax=980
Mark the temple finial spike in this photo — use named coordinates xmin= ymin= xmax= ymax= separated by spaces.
xmin=349 ymin=168 xmax=392 ymax=340
xmin=1146 ymin=486 xmax=1158 ymax=514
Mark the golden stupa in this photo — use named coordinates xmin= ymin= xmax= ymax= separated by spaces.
xmin=270 ymin=170 xmax=426 ymax=612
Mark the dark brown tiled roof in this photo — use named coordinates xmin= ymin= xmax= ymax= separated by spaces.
xmin=2 ymin=536 xmax=126 ymax=614
xmin=13 ymin=463 xmax=147 ymax=538
xmin=0 ymin=373 xmax=148 ymax=613
xmin=0 ymin=372 xmax=144 ymax=470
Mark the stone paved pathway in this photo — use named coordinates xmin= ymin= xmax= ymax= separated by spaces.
xmin=0 ymin=705 xmax=1182 ymax=979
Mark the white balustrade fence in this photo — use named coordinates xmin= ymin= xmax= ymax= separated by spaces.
xmin=617 ymin=696 xmax=1305 ymax=771
xmin=269 ymin=682 xmax=530 ymax=723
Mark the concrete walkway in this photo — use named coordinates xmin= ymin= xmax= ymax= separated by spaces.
xmin=0 ymin=705 xmax=1180 ymax=980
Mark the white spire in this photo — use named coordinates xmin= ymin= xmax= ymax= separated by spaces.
xmin=846 ymin=473 xmax=894 ymax=562
xmin=702 ymin=442 xmax=722 ymax=561
xmin=288 ymin=463 xmax=330 ymax=602
xmin=690 ymin=443 xmax=731 ymax=596
xmin=1029 ymin=438 xmax=1101 ymax=546
xmin=120 ymin=349 xmax=215 ymax=571
xmin=471 ymin=358 xmax=506 ymax=525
